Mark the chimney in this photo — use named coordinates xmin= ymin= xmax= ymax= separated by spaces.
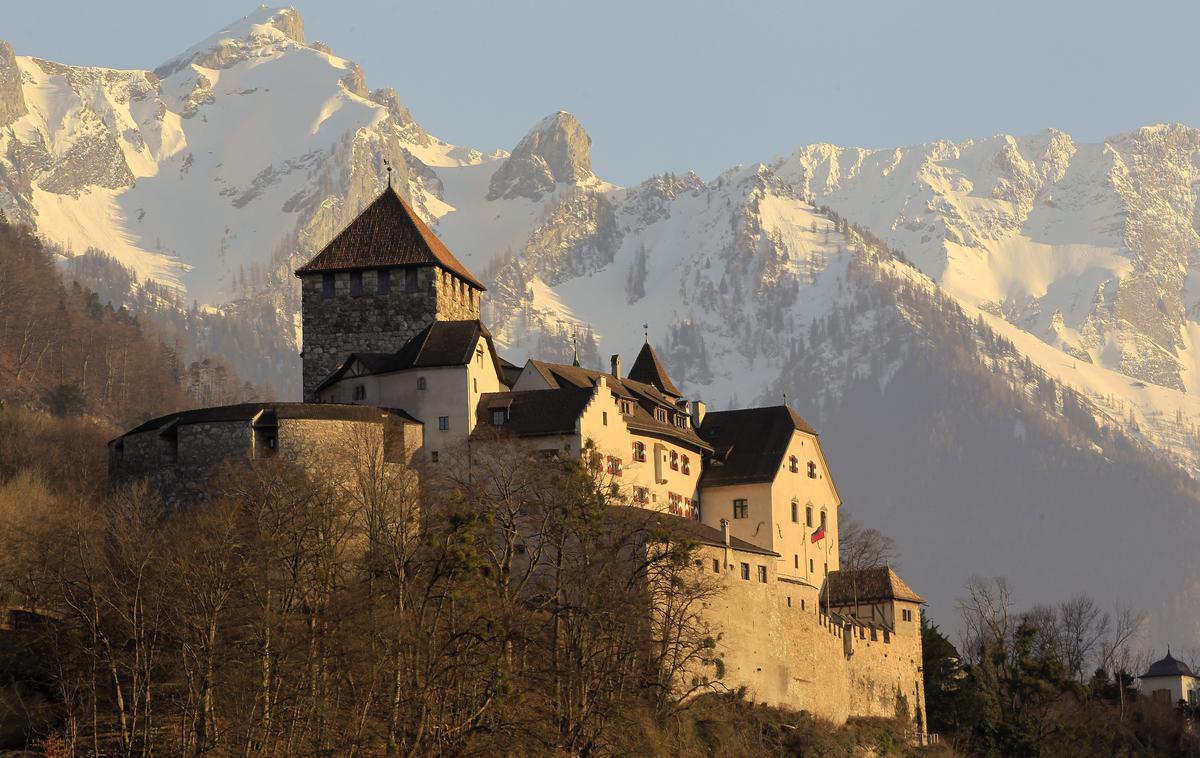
xmin=610 ymin=354 xmax=621 ymax=380
xmin=720 ymin=518 xmax=730 ymax=546
xmin=692 ymin=399 xmax=707 ymax=427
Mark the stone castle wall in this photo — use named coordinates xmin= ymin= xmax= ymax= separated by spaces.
xmin=697 ymin=544 xmax=925 ymax=727
xmin=111 ymin=415 xmax=421 ymax=505
xmin=299 ymin=267 xmax=481 ymax=400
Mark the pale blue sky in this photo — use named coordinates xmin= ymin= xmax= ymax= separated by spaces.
xmin=2 ymin=1 xmax=1195 ymax=185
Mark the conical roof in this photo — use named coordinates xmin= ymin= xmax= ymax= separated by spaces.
xmin=628 ymin=341 xmax=681 ymax=397
xmin=295 ymin=186 xmax=484 ymax=289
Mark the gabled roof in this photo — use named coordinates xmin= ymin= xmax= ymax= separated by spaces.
xmin=476 ymin=387 xmax=596 ymax=438
xmin=627 ymin=342 xmax=681 ymax=397
xmin=115 ymin=403 xmax=420 ymax=441
xmin=316 ymin=320 xmax=497 ymax=393
xmin=1141 ymin=652 xmax=1197 ymax=679
xmin=826 ymin=567 xmax=924 ymax=605
xmin=523 ymin=360 xmax=711 ymax=452
xmin=698 ymin=405 xmax=819 ymax=487
xmin=295 ymin=186 xmax=485 ymax=290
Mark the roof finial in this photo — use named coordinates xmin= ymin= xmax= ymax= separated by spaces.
xmin=383 ymin=158 xmax=393 ymax=188
xmin=643 ymin=323 xmax=649 ymax=343
xmin=783 ymin=391 xmax=788 ymax=407
xmin=571 ymin=330 xmax=580 ymax=368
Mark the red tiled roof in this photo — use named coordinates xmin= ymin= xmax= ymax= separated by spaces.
xmin=295 ymin=186 xmax=484 ymax=290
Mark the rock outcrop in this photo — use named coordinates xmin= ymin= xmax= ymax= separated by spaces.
xmin=487 ymin=111 xmax=594 ymax=201
xmin=0 ymin=42 xmax=27 ymax=127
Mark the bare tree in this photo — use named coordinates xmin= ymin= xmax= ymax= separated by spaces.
xmin=837 ymin=510 xmax=898 ymax=571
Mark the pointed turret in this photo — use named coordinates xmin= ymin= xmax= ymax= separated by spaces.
xmin=628 ymin=341 xmax=681 ymax=398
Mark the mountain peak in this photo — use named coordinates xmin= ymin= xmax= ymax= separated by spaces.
xmin=0 ymin=40 xmax=27 ymax=127
xmin=487 ymin=110 xmax=594 ymax=201
xmin=154 ymin=6 xmax=305 ymax=79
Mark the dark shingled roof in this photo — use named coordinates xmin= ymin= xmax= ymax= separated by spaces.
xmin=826 ymin=567 xmax=923 ymax=605
xmin=524 ymin=360 xmax=711 ymax=452
xmin=1141 ymin=652 xmax=1197 ymax=679
xmin=294 ymin=186 xmax=485 ymax=290
xmin=476 ymin=387 xmax=596 ymax=437
xmin=115 ymin=402 xmax=420 ymax=440
xmin=316 ymin=320 xmax=497 ymax=392
xmin=627 ymin=342 xmax=681 ymax=397
xmin=698 ymin=405 xmax=818 ymax=486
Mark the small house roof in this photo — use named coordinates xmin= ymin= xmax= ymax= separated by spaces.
xmin=826 ymin=567 xmax=924 ymax=605
xmin=295 ymin=186 xmax=484 ymax=289
xmin=1141 ymin=652 xmax=1197 ymax=679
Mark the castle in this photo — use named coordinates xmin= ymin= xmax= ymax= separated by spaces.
xmin=110 ymin=185 xmax=926 ymax=727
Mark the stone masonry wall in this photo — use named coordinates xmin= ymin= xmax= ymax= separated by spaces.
xmin=111 ymin=416 xmax=420 ymax=505
xmin=696 ymin=543 xmax=925 ymax=727
xmin=301 ymin=266 xmax=481 ymax=400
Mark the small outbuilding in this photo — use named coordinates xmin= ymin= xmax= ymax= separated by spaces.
xmin=1139 ymin=651 xmax=1198 ymax=706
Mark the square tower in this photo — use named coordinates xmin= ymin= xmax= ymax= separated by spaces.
xmin=295 ymin=186 xmax=485 ymax=400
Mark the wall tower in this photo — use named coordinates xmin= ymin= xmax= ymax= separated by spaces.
xmin=294 ymin=186 xmax=485 ymax=400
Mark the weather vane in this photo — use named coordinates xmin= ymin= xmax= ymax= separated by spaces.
xmin=643 ymin=323 xmax=649 ymax=343
xmin=383 ymin=158 xmax=392 ymax=187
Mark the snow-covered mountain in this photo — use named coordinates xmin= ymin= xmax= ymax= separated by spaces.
xmin=4 ymin=6 xmax=1200 ymax=645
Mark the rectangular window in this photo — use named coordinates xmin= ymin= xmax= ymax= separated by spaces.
xmin=681 ymin=454 xmax=690 ymax=475
xmin=808 ymin=461 xmax=817 ymax=478
xmin=806 ymin=505 xmax=814 ymax=527
xmin=350 ymin=270 xmax=363 ymax=297
xmin=801 ymin=599 xmax=806 ymax=611
xmin=791 ymin=502 xmax=799 ymax=522
xmin=820 ymin=510 xmax=827 ymax=528
xmin=377 ymin=269 xmax=390 ymax=294
xmin=870 ymin=628 xmax=878 ymax=641
xmin=473 ymin=377 xmax=478 ymax=393
xmin=757 ymin=565 xmax=767 ymax=583
xmin=352 ymin=384 xmax=366 ymax=401
xmin=430 ymin=450 xmax=439 ymax=463
xmin=712 ymin=558 xmax=720 ymax=573
xmin=732 ymin=499 xmax=748 ymax=519
xmin=491 ymin=409 xmax=506 ymax=425
xmin=740 ymin=563 xmax=750 ymax=581
xmin=787 ymin=596 xmax=792 ymax=608
xmin=632 ymin=441 xmax=646 ymax=462
xmin=438 ymin=416 xmax=449 ymax=431
xmin=809 ymin=558 xmax=814 ymax=573
xmin=794 ymin=555 xmax=799 ymax=569
xmin=633 ymin=486 xmax=650 ymax=504
xmin=417 ymin=376 xmax=427 ymax=390
xmin=669 ymin=451 xmax=679 ymax=471
xmin=602 ymin=411 xmax=608 ymax=426
xmin=607 ymin=456 xmax=623 ymax=477
xmin=405 ymin=268 xmax=419 ymax=292
xmin=620 ymin=401 xmax=631 ymax=415
xmin=322 ymin=272 xmax=335 ymax=298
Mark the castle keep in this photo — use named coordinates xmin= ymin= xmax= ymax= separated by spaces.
xmin=110 ymin=185 xmax=926 ymax=726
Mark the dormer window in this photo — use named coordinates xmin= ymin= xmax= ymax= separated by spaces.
xmin=491 ymin=409 xmax=506 ymax=426
xmin=656 ymin=408 xmax=667 ymax=423
xmin=321 ymin=273 xmax=335 ymax=298
xmin=620 ymin=401 xmax=631 ymax=415
xmin=789 ymin=455 xmax=799 ymax=473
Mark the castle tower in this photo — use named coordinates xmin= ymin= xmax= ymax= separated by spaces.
xmin=295 ymin=186 xmax=485 ymax=400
